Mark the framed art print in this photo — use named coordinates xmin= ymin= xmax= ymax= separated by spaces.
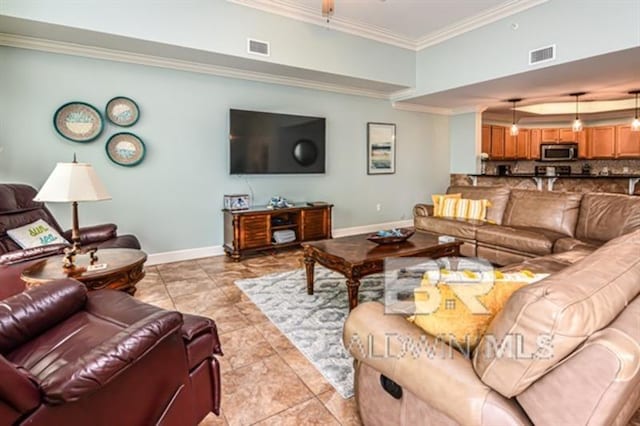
xmin=367 ymin=122 xmax=396 ymax=175
xmin=105 ymin=96 xmax=140 ymax=127
xmin=106 ymin=132 xmax=146 ymax=167
xmin=224 ymin=194 xmax=250 ymax=210
xmin=53 ymin=102 xmax=104 ymax=142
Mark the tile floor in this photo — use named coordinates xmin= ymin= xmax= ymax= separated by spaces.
xmin=135 ymin=249 xmax=361 ymax=426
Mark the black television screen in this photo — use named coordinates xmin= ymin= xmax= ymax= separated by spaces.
xmin=230 ymin=109 xmax=326 ymax=174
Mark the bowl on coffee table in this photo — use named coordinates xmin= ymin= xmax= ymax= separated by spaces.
xmin=367 ymin=228 xmax=415 ymax=245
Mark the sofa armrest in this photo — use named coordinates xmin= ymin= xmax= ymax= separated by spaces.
xmin=343 ymin=302 xmax=529 ymax=426
xmin=64 ymin=224 xmax=118 ymax=245
xmin=40 ymin=310 xmax=183 ymax=404
xmin=0 ymin=244 xmax=68 ymax=265
xmin=0 ymin=280 xmax=87 ymax=353
xmin=182 ymin=314 xmax=223 ymax=355
xmin=413 ymin=203 xmax=434 ymax=217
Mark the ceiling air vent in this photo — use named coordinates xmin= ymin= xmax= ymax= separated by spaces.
xmin=529 ymin=44 xmax=555 ymax=65
xmin=247 ymin=38 xmax=270 ymax=57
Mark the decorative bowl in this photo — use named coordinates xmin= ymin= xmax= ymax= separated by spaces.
xmin=367 ymin=228 xmax=415 ymax=245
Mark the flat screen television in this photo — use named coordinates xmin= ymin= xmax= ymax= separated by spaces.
xmin=229 ymin=109 xmax=326 ymax=174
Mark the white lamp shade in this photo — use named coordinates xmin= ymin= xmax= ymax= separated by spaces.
xmin=34 ymin=162 xmax=111 ymax=202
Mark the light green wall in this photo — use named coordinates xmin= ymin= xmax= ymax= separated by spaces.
xmin=449 ymin=112 xmax=480 ymax=174
xmin=0 ymin=46 xmax=449 ymax=254
xmin=0 ymin=0 xmax=416 ymax=87
xmin=416 ymin=0 xmax=640 ymax=95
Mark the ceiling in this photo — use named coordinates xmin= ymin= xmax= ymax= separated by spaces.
xmin=228 ymin=0 xmax=547 ymax=49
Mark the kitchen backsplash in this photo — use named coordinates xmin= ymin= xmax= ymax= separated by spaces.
xmin=483 ymin=159 xmax=640 ymax=175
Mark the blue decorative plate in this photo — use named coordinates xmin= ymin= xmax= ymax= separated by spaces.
xmin=53 ymin=102 xmax=103 ymax=142
xmin=106 ymin=132 xmax=146 ymax=167
xmin=105 ymin=96 xmax=139 ymax=127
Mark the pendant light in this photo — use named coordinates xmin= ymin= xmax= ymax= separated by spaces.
xmin=508 ymin=98 xmax=521 ymax=136
xmin=570 ymin=92 xmax=585 ymax=132
xmin=322 ymin=0 xmax=334 ymax=22
xmin=630 ymin=90 xmax=640 ymax=132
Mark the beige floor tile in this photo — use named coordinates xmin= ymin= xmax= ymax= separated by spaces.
xmin=255 ymin=398 xmax=339 ymax=426
xmin=216 ymin=283 xmax=248 ymax=304
xmin=135 ymin=281 xmax=171 ymax=305
xmin=319 ymin=390 xmax=362 ymax=426
xmin=158 ymin=261 xmax=210 ymax=282
xmin=173 ymin=288 xmax=234 ymax=318
xmin=234 ymin=301 xmax=270 ymax=324
xmin=212 ymin=269 xmax=259 ymax=286
xmin=254 ymin=320 xmax=296 ymax=353
xmin=198 ymin=410 xmax=228 ymax=426
xmin=279 ymin=348 xmax=333 ymax=395
xmin=219 ymin=325 xmax=275 ymax=369
xmin=144 ymin=297 xmax=176 ymax=311
xmin=165 ymin=277 xmax=219 ymax=298
xmin=208 ymin=305 xmax=251 ymax=335
xmin=222 ymin=355 xmax=313 ymax=426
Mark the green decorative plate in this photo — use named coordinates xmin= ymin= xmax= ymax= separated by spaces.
xmin=105 ymin=96 xmax=140 ymax=127
xmin=106 ymin=132 xmax=146 ymax=167
xmin=53 ymin=102 xmax=103 ymax=142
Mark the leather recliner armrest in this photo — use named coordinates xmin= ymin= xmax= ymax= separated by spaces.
xmin=64 ymin=223 xmax=118 ymax=245
xmin=0 ymin=244 xmax=68 ymax=265
xmin=0 ymin=280 xmax=87 ymax=354
xmin=40 ymin=310 xmax=183 ymax=404
xmin=413 ymin=203 xmax=434 ymax=217
xmin=343 ymin=302 xmax=530 ymax=426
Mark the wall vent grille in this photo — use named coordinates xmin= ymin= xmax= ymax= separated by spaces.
xmin=247 ymin=39 xmax=270 ymax=56
xmin=529 ymin=45 xmax=556 ymax=65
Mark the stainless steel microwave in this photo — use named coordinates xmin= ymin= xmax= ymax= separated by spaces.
xmin=540 ymin=143 xmax=578 ymax=161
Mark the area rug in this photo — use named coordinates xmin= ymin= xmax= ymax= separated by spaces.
xmin=235 ymin=266 xmax=384 ymax=399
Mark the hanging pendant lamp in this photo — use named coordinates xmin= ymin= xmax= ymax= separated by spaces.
xmin=570 ymin=92 xmax=586 ymax=132
xmin=507 ymin=98 xmax=522 ymax=136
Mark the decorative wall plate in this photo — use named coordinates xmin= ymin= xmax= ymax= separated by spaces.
xmin=105 ymin=96 xmax=140 ymax=127
xmin=106 ymin=132 xmax=146 ymax=167
xmin=53 ymin=102 xmax=103 ymax=142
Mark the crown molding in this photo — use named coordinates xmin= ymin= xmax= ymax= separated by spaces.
xmin=0 ymin=33 xmax=391 ymax=100
xmin=391 ymin=101 xmax=452 ymax=115
xmin=228 ymin=0 xmax=548 ymax=52
xmin=415 ymin=0 xmax=549 ymax=50
xmin=227 ymin=0 xmax=416 ymax=50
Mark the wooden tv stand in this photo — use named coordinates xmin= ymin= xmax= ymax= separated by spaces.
xmin=223 ymin=203 xmax=333 ymax=260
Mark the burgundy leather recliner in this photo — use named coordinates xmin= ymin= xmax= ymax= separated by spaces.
xmin=0 ymin=183 xmax=141 ymax=299
xmin=0 ymin=279 xmax=222 ymax=425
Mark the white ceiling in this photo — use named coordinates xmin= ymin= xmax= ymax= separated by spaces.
xmin=228 ymin=0 xmax=548 ymax=49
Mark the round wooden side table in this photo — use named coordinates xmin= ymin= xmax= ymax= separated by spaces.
xmin=21 ymin=248 xmax=147 ymax=295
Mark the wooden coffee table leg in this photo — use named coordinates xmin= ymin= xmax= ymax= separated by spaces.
xmin=346 ymin=278 xmax=361 ymax=311
xmin=304 ymin=255 xmax=316 ymax=295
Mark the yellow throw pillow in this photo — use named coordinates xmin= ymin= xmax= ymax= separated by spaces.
xmin=440 ymin=198 xmax=491 ymax=221
xmin=409 ymin=270 xmax=548 ymax=351
xmin=432 ymin=193 xmax=461 ymax=217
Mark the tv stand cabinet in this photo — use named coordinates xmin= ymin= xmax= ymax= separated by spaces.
xmin=223 ymin=204 xmax=333 ymax=260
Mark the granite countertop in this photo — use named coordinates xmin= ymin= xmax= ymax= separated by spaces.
xmin=472 ymin=174 xmax=640 ymax=179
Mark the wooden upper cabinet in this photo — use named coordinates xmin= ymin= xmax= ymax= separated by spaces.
xmin=490 ymin=126 xmax=505 ymax=159
xmin=587 ymin=126 xmax=616 ymax=158
xmin=615 ymin=125 xmax=640 ymax=158
xmin=507 ymin=129 xmax=530 ymax=159
xmin=504 ymin=132 xmax=517 ymax=159
xmin=558 ymin=128 xmax=577 ymax=142
xmin=481 ymin=125 xmax=491 ymax=155
xmin=541 ymin=128 xmax=560 ymax=142
xmin=576 ymin=130 xmax=589 ymax=158
xmin=529 ymin=129 xmax=541 ymax=159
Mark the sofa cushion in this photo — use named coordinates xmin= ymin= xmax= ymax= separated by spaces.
xmin=473 ymin=229 xmax=640 ymax=398
xmin=476 ymin=225 xmax=565 ymax=256
xmin=502 ymin=190 xmax=582 ymax=237
xmin=414 ymin=216 xmax=485 ymax=240
xmin=553 ymin=237 xmax=601 ymax=253
xmin=432 ymin=193 xmax=461 ymax=217
xmin=575 ymin=192 xmax=640 ymax=243
xmin=447 ymin=186 xmax=510 ymax=225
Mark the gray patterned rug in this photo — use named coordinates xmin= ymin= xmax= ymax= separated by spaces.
xmin=235 ymin=266 xmax=384 ymax=399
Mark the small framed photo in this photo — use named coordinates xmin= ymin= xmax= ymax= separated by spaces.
xmin=224 ymin=194 xmax=250 ymax=210
xmin=367 ymin=122 xmax=396 ymax=175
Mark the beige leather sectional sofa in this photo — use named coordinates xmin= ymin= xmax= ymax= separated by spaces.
xmin=343 ymin=187 xmax=640 ymax=425
xmin=414 ymin=186 xmax=640 ymax=265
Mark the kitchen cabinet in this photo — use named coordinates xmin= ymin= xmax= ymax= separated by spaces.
xmin=489 ymin=126 xmax=505 ymax=159
xmin=481 ymin=125 xmax=491 ymax=154
xmin=615 ymin=125 xmax=640 ymax=158
xmin=587 ymin=126 xmax=616 ymax=158
xmin=559 ymin=128 xmax=577 ymax=142
xmin=541 ymin=128 xmax=559 ymax=142
xmin=505 ymin=129 xmax=530 ymax=159
xmin=529 ymin=129 xmax=541 ymax=159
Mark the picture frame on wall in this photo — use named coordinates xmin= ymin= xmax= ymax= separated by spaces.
xmin=367 ymin=122 xmax=396 ymax=175
xmin=224 ymin=194 xmax=251 ymax=210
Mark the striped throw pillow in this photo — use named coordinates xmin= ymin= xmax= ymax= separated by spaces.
xmin=441 ymin=198 xmax=490 ymax=221
xmin=432 ymin=193 xmax=461 ymax=217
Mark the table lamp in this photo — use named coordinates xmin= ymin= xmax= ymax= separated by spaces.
xmin=34 ymin=156 xmax=111 ymax=269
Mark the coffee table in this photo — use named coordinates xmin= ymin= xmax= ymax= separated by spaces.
xmin=21 ymin=248 xmax=147 ymax=295
xmin=302 ymin=230 xmax=461 ymax=311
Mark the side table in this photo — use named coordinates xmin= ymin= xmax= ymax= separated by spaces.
xmin=21 ymin=248 xmax=147 ymax=295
